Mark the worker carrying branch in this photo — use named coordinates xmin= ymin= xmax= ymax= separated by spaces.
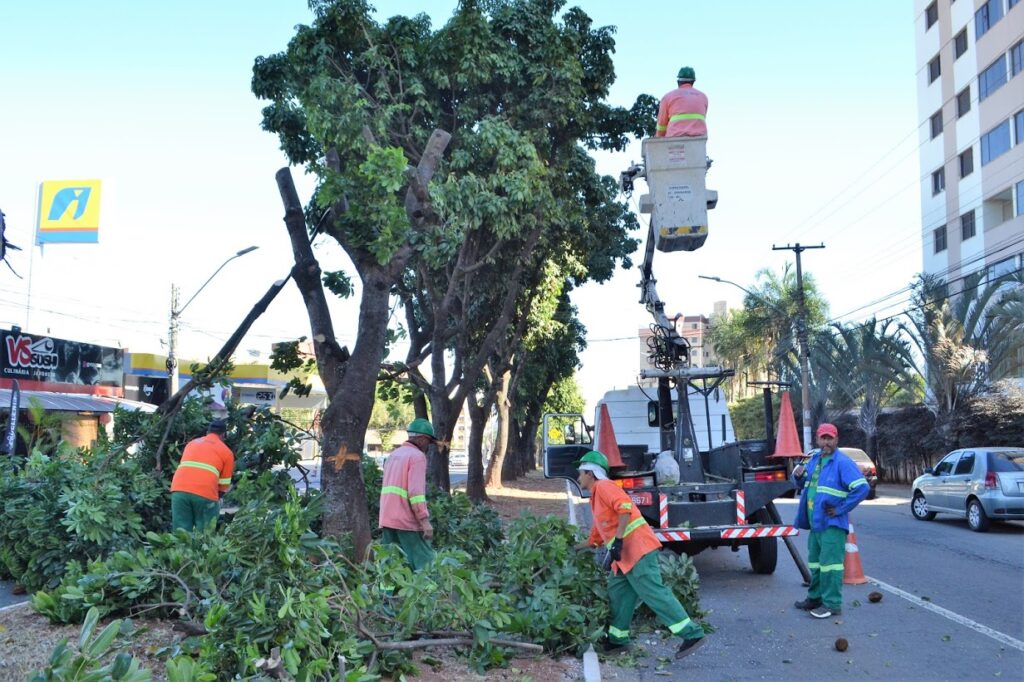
xmin=574 ymin=450 xmax=707 ymax=659
xmin=656 ymin=66 xmax=708 ymax=138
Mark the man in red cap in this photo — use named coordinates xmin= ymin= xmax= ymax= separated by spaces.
xmin=791 ymin=423 xmax=870 ymax=619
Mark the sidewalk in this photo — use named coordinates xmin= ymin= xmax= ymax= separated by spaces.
xmin=875 ymin=482 xmax=911 ymax=499
xmin=0 ymin=579 xmax=29 ymax=610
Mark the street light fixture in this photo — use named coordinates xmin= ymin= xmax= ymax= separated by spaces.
xmin=699 ymin=273 xmax=813 ymax=450
xmin=167 ymin=246 xmax=259 ymax=396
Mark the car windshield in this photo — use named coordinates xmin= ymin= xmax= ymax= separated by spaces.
xmin=841 ymin=448 xmax=872 ymax=464
xmin=989 ymin=451 xmax=1024 ymax=472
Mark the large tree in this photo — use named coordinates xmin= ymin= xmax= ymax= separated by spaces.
xmin=253 ymin=0 xmax=650 ymax=551
xmin=383 ymin=0 xmax=650 ymax=492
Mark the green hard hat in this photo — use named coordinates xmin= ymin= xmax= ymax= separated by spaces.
xmin=407 ymin=418 xmax=435 ymax=439
xmin=577 ymin=450 xmax=609 ymax=472
xmin=677 ymin=66 xmax=696 ymax=82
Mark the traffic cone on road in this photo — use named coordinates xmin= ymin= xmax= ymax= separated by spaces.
xmin=843 ymin=521 xmax=868 ymax=585
xmin=596 ymin=403 xmax=625 ymax=468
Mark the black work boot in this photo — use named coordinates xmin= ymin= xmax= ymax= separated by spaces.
xmin=794 ymin=598 xmax=822 ymax=610
xmin=675 ymin=637 xmax=706 ymax=660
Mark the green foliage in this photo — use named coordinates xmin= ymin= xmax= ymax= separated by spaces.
xmin=542 ymin=374 xmax=586 ymax=416
xmin=0 ymin=397 xmax=305 ymax=593
xmin=729 ymin=394 xmax=779 ymax=441
xmin=953 ymin=381 xmax=1024 ymax=447
xmin=29 ymin=607 xmax=151 ymax=682
xmin=428 ymin=492 xmax=503 ymax=561
xmin=28 ymin=467 xmax=709 ymax=677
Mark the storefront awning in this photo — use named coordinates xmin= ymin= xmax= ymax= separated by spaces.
xmin=0 ymin=388 xmax=157 ymax=414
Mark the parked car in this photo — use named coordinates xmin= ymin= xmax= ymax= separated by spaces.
xmin=841 ymin=448 xmax=878 ymax=500
xmin=911 ymin=447 xmax=1024 ymax=532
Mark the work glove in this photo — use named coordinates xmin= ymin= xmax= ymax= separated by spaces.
xmin=608 ymin=538 xmax=623 ymax=562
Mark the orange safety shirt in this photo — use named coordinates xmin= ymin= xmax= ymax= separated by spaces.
xmin=170 ymin=433 xmax=235 ymax=502
xmin=378 ymin=441 xmax=431 ymax=532
xmin=656 ymin=84 xmax=708 ymax=137
xmin=586 ymin=479 xmax=662 ymax=574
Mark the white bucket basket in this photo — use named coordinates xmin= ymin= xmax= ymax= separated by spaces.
xmin=640 ymin=136 xmax=712 ymax=252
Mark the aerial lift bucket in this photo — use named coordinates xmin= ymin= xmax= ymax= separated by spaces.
xmin=640 ymin=136 xmax=711 ymax=252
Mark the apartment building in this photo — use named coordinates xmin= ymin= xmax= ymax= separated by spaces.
xmin=915 ymin=0 xmax=1023 ymax=374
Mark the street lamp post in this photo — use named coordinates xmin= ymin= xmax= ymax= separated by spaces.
xmin=167 ymin=246 xmax=259 ymax=396
xmin=699 ymin=273 xmax=814 ymax=449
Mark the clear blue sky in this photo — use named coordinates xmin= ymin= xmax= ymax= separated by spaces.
xmin=0 ymin=1 xmax=922 ymax=410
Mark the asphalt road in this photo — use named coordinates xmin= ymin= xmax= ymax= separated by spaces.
xmin=601 ymin=486 xmax=1024 ymax=681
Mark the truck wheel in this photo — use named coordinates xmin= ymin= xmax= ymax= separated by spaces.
xmin=748 ymin=537 xmax=778 ymax=574
xmin=747 ymin=510 xmax=778 ymax=574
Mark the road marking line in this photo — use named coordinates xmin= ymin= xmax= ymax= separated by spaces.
xmin=868 ymin=576 xmax=1024 ymax=652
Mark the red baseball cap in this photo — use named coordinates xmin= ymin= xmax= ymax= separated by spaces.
xmin=816 ymin=423 xmax=838 ymax=438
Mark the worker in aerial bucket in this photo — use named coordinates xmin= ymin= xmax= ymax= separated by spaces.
xmin=656 ymin=66 xmax=708 ymax=138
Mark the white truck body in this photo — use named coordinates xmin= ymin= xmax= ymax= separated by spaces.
xmin=594 ymin=384 xmax=735 ymax=455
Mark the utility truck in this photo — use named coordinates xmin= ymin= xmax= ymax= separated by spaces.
xmin=544 ymin=136 xmax=811 ymax=579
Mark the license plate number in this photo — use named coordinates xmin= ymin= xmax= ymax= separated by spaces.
xmin=630 ymin=492 xmax=653 ymax=506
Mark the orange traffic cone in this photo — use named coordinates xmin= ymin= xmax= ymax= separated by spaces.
xmin=773 ymin=391 xmax=803 ymax=456
xmin=595 ymin=403 xmax=625 ymax=468
xmin=843 ymin=521 xmax=868 ymax=585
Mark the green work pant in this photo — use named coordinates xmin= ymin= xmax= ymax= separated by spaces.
xmin=171 ymin=491 xmax=219 ymax=532
xmin=606 ymin=550 xmax=704 ymax=645
xmin=806 ymin=526 xmax=847 ymax=610
xmin=382 ymin=528 xmax=435 ymax=571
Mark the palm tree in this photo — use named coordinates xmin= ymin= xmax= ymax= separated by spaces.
xmin=899 ymin=271 xmax=1024 ymax=448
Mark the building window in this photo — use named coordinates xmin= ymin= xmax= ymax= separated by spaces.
xmin=961 ymin=210 xmax=976 ymax=240
xmin=1013 ymin=40 xmax=1024 ymax=77
xmin=957 ymin=87 xmax=971 ymax=118
xmin=934 ymin=225 xmax=947 ymax=253
xmin=930 ymin=110 xmax=943 ymax=138
xmin=976 ymin=0 xmax=1004 ymax=40
xmin=954 ymin=29 xmax=969 ymax=59
xmin=1016 ymin=110 xmax=1024 ymax=145
xmin=989 ymin=256 xmax=1017 ymax=282
xmin=1017 ymin=180 xmax=1024 ymax=217
xmin=928 ymin=55 xmax=941 ymax=83
xmin=959 ymin=148 xmax=974 ymax=178
xmin=979 ymin=56 xmax=1008 ymax=100
xmin=981 ymin=119 xmax=1012 ymax=165
xmin=932 ymin=167 xmax=946 ymax=195
xmin=925 ymin=2 xmax=939 ymax=29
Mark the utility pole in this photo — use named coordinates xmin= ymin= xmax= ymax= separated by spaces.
xmin=165 ymin=246 xmax=259 ymax=399
xmin=772 ymin=242 xmax=824 ymax=451
xmin=167 ymin=284 xmax=180 ymax=396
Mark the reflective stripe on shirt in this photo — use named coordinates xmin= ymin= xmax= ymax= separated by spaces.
xmin=382 ymin=485 xmax=408 ymax=498
xmin=180 ymin=461 xmax=220 ymax=476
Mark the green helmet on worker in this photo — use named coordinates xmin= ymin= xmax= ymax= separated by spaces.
xmin=407 ymin=418 xmax=436 ymax=440
xmin=577 ymin=450 xmax=609 ymax=472
xmin=677 ymin=66 xmax=696 ymax=83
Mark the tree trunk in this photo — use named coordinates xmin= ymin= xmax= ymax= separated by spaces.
xmin=484 ymin=370 xmax=511 ymax=488
xmin=465 ymin=397 xmax=489 ymax=503
xmin=426 ymin=393 xmax=456 ymax=492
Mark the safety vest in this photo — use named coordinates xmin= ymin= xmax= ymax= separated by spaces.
xmin=656 ymin=84 xmax=708 ymax=137
xmin=170 ymin=433 xmax=234 ymax=501
xmin=586 ymin=479 xmax=661 ymax=574
xmin=379 ymin=442 xmax=431 ymax=532
xmin=794 ymin=449 xmax=869 ymax=532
